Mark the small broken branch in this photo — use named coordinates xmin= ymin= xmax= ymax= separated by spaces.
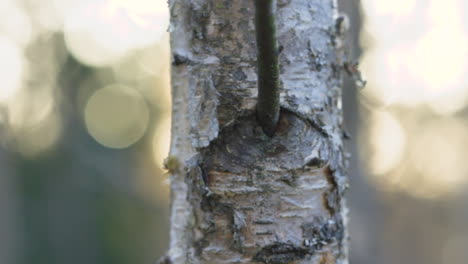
xmin=254 ymin=0 xmax=281 ymax=136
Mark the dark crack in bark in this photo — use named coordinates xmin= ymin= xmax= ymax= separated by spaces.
xmin=253 ymin=242 xmax=309 ymax=264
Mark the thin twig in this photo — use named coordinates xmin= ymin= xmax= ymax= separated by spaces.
xmin=254 ymin=0 xmax=280 ymax=137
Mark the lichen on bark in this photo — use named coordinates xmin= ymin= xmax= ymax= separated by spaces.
xmin=166 ymin=0 xmax=349 ymax=263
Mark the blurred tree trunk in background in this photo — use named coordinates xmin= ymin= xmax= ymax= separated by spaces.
xmin=336 ymin=1 xmax=377 ymax=263
xmin=166 ymin=0 xmax=350 ymax=263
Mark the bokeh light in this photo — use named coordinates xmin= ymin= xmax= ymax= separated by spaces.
xmin=0 ymin=0 xmax=33 ymax=47
xmin=0 ymin=1 xmax=172 ymax=263
xmin=364 ymin=115 xmax=468 ymax=199
xmin=84 ymin=84 xmax=150 ymax=149
xmin=14 ymin=112 xmax=62 ymax=157
xmin=361 ymin=0 xmax=468 ymax=199
xmin=407 ymin=118 xmax=468 ymax=198
xmin=9 ymin=86 xmax=55 ymax=127
xmin=364 ymin=0 xmax=416 ymax=16
xmin=152 ymin=114 xmax=171 ymax=170
xmin=365 ymin=111 xmax=406 ymax=176
xmin=361 ymin=0 xmax=468 ymax=114
xmin=63 ymin=0 xmax=168 ymax=67
xmin=0 ymin=36 xmax=24 ymax=104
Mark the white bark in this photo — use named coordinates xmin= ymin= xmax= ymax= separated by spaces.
xmin=165 ymin=0 xmax=349 ymax=263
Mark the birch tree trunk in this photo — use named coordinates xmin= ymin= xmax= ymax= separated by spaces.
xmin=165 ymin=0 xmax=349 ymax=263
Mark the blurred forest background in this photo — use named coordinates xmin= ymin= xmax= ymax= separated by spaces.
xmin=1 ymin=0 xmax=468 ymax=264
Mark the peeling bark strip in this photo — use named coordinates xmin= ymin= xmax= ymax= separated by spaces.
xmin=167 ymin=0 xmax=349 ymax=263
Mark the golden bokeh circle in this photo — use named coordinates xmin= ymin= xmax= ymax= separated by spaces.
xmin=84 ymin=84 xmax=150 ymax=149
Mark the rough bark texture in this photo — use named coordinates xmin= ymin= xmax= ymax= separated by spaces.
xmin=166 ymin=0 xmax=349 ymax=263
